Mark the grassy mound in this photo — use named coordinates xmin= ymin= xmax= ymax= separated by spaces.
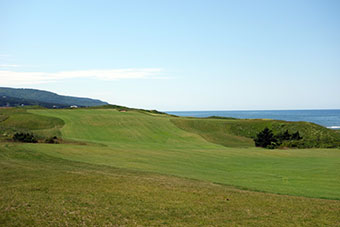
xmin=171 ymin=118 xmax=340 ymax=148
xmin=228 ymin=119 xmax=340 ymax=148
xmin=29 ymin=109 xmax=211 ymax=148
xmin=171 ymin=118 xmax=254 ymax=147
xmin=0 ymin=108 xmax=64 ymax=140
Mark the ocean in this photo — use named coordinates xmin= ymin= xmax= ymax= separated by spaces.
xmin=166 ymin=109 xmax=340 ymax=129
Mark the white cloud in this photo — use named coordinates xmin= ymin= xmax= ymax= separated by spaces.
xmin=0 ymin=64 xmax=21 ymax=68
xmin=0 ymin=68 xmax=164 ymax=86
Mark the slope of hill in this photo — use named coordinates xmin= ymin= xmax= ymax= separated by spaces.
xmin=0 ymin=95 xmax=70 ymax=108
xmin=171 ymin=118 xmax=340 ymax=148
xmin=0 ymin=87 xmax=108 ymax=107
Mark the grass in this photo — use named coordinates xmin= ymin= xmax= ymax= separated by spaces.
xmin=171 ymin=118 xmax=255 ymax=147
xmin=21 ymin=108 xmax=340 ymax=200
xmin=1 ymin=144 xmax=340 ymax=226
xmin=171 ymin=117 xmax=340 ymax=148
xmin=0 ymin=108 xmax=64 ymax=139
xmin=1 ymin=107 xmax=340 ymax=225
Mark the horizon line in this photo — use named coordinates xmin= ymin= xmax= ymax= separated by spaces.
xmin=164 ymin=108 xmax=340 ymax=112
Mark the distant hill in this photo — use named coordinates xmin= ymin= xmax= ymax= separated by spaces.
xmin=0 ymin=95 xmax=70 ymax=108
xmin=0 ymin=87 xmax=108 ymax=107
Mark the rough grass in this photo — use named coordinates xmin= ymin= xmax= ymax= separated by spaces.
xmin=229 ymin=119 xmax=340 ymax=147
xmin=1 ymin=144 xmax=340 ymax=226
xmin=171 ymin=118 xmax=340 ymax=148
xmin=171 ymin=118 xmax=254 ymax=147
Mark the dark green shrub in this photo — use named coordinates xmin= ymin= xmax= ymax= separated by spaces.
xmin=254 ymin=128 xmax=303 ymax=149
xmin=291 ymin=131 xmax=302 ymax=140
xmin=254 ymin=128 xmax=279 ymax=148
xmin=45 ymin=136 xmax=59 ymax=144
xmin=13 ymin=132 xmax=37 ymax=143
xmin=276 ymin=130 xmax=291 ymax=141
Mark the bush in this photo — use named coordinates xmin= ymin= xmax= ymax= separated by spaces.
xmin=13 ymin=132 xmax=37 ymax=143
xmin=254 ymin=128 xmax=303 ymax=149
xmin=45 ymin=136 xmax=59 ymax=144
xmin=276 ymin=130 xmax=291 ymax=141
xmin=291 ymin=131 xmax=302 ymax=140
xmin=254 ymin=127 xmax=278 ymax=148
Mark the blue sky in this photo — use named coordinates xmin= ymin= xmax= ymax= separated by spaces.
xmin=1 ymin=0 xmax=340 ymax=110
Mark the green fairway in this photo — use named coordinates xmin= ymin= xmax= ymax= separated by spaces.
xmin=1 ymin=144 xmax=340 ymax=226
xmin=1 ymin=108 xmax=340 ymax=225
xmin=21 ymin=108 xmax=340 ymax=200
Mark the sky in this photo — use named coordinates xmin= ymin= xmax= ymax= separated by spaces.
xmin=1 ymin=0 xmax=340 ymax=111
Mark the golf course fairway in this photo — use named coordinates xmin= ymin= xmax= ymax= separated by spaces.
xmin=1 ymin=108 xmax=340 ymax=225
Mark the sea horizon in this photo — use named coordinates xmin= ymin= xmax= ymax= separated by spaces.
xmin=166 ymin=109 xmax=340 ymax=129
xmin=165 ymin=108 xmax=340 ymax=112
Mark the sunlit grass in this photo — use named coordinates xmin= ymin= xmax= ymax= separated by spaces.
xmin=1 ymin=144 xmax=339 ymax=226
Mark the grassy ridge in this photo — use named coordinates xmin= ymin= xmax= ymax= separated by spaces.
xmin=227 ymin=119 xmax=340 ymax=148
xmin=1 ymin=144 xmax=340 ymax=226
xmin=23 ymin=109 xmax=340 ymax=199
xmin=34 ymin=109 xmax=211 ymax=149
xmin=170 ymin=118 xmax=254 ymax=147
xmin=0 ymin=108 xmax=64 ymax=139
xmin=171 ymin=118 xmax=340 ymax=148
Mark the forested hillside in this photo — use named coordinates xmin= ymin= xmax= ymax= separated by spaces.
xmin=0 ymin=87 xmax=108 ymax=107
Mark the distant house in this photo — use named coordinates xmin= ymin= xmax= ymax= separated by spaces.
xmin=70 ymin=105 xmax=78 ymax=108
